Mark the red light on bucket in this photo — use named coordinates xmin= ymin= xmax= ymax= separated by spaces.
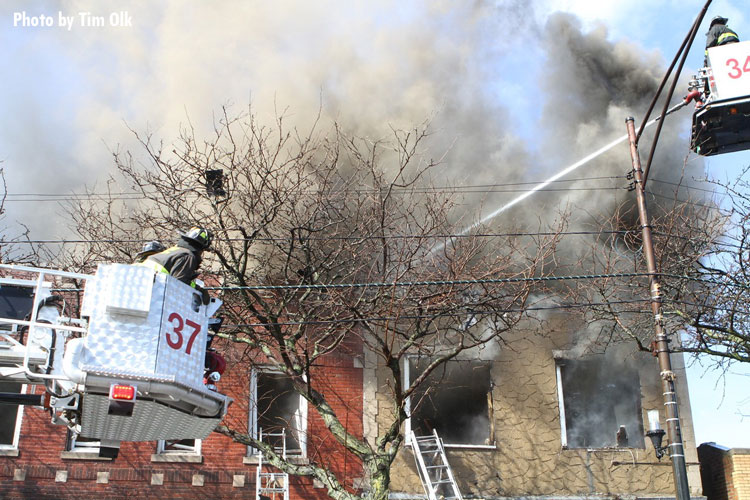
xmin=109 ymin=384 xmax=136 ymax=401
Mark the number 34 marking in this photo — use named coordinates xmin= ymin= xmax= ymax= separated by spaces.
xmin=726 ymin=56 xmax=750 ymax=79
xmin=166 ymin=312 xmax=202 ymax=355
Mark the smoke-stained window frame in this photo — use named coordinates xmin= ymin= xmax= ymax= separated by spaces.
xmin=404 ymin=356 xmax=496 ymax=449
xmin=555 ymin=357 xmax=646 ymax=450
xmin=247 ymin=367 xmax=308 ymax=459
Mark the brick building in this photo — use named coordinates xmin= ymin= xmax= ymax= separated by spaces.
xmin=369 ymin=312 xmax=705 ymax=499
xmin=1 ymin=268 xmax=706 ymax=500
xmin=0 ymin=270 xmax=364 ymax=500
xmin=699 ymin=443 xmax=750 ymax=500
xmin=0 ymin=345 xmax=364 ymax=500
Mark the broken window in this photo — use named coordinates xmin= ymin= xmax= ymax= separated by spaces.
xmin=249 ymin=369 xmax=307 ymax=457
xmin=0 ymin=382 xmax=24 ymax=449
xmin=555 ymin=357 xmax=645 ymax=448
xmin=405 ymin=358 xmax=493 ymax=446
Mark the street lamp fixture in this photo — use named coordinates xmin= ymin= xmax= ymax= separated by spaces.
xmin=646 ymin=409 xmax=668 ymax=460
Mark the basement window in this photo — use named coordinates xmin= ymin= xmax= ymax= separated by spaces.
xmin=157 ymin=439 xmax=200 ymax=454
xmin=63 ymin=430 xmax=102 ymax=457
xmin=0 ymin=382 xmax=25 ymax=453
xmin=555 ymin=357 xmax=645 ymax=449
xmin=405 ymin=358 xmax=494 ymax=447
xmin=152 ymin=439 xmax=202 ymax=462
xmin=248 ymin=369 xmax=307 ymax=457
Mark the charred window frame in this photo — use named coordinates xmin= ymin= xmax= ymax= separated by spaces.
xmin=0 ymin=382 xmax=26 ymax=454
xmin=555 ymin=357 xmax=645 ymax=449
xmin=248 ymin=368 xmax=307 ymax=458
xmin=404 ymin=357 xmax=495 ymax=448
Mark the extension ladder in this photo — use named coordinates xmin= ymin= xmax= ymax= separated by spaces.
xmin=409 ymin=430 xmax=463 ymax=500
xmin=256 ymin=429 xmax=290 ymax=500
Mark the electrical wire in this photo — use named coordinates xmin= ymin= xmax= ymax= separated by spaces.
xmin=0 ymin=175 xmax=629 ymax=202
xmin=10 ymin=230 xmax=635 ymax=245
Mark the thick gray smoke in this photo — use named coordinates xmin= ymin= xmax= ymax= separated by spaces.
xmin=0 ymin=3 xmax=703 ymax=244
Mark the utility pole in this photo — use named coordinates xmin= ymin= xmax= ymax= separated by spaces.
xmin=626 ymin=117 xmax=690 ymax=500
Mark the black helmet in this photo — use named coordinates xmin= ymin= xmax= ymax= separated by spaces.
xmin=710 ymin=16 xmax=728 ymax=27
xmin=180 ymin=227 xmax=213 ymax=249
xmin=141 ymin=240 xmax=166 ymax=254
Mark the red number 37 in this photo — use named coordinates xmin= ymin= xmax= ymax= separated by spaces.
xmin=165 ymin=312 xmax=202 ymax=355
xmin=726 ymin=56 xmax=750 ymax=79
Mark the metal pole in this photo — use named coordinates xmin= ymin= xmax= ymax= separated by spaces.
xmin=0 ymin=393 xmax=44 ymax=406
xmin=626 ymin=117 xmax=690 ymax=500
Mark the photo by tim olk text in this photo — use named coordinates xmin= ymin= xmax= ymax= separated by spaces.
xmin=13 ymin=11 xmax=132 ymax=30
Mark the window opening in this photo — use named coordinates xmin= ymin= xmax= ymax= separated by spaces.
xmin=249 ymin=369 xmax=306 ymax=457
xmin=406 ymin=358 xmax=493 ymax=446
xmin=66 ymin=430 xmax=101 ymax=453
xmin=556 ymin=357 xmax=645 ymax=449
xmin=157 ymin=438 xmax=201 ymax=455
xmin=0 ymin=382 xmax=24 ymax=448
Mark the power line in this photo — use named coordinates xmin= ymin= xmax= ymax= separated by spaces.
xmin=218 ymin=299 xmax=652 ymax=328
xmin=208 ymin=272 xmax=656 ymax=291
xmin=9 ymin=230 xmax=635 ymax=245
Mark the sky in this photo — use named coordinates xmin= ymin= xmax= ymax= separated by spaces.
xmin=0 ymin=0 xmax=748 ymax=448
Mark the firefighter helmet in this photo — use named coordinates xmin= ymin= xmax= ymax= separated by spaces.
xmin=180 ymin=227 xmax=213 ymax=250
xmin=141 ymin=240 xmax=166 ymax=254
xmin=710 ymin=16 xmax=728 ymax=27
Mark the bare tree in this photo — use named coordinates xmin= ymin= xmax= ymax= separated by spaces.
xmin=0 ymin=166 xmax=53 ymax=265
xmin=60 ymin=107 xmax=562 ymax=500
xmin=565 ymin=171 xmax=750 ymax=368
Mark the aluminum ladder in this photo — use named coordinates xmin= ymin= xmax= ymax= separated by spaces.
xmin=409 ymin=430 xmax=463 ymax=500
xmin=256 ymin=429 xmax=289 ymax=500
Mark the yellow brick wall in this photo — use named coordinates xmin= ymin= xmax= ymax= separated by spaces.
xmin=732 ymin=453 xmax=750 ymax=500
xmin=368 ymin=314 xmax=702 ymax=498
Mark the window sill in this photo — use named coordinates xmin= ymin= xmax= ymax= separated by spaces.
xmin=406 ymin=443 xmax=497 ymax=451
xmin=0 ymin=449 xmax=19 ymax=457
xmin=561 ymin=446 xmax=646 ymax=451
xmin=243 ymin=455 xmax=308 ymax=465
xmin=151 ymin=454 xmax=203 ymax=463
xmin=60 ymin=451 xmax=113 ymax=461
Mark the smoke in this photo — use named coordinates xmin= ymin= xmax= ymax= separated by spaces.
xmin=0 ymin=2 xmax=705 ymax=244
xmin=559 ymin=355 xmax=645 ymax=448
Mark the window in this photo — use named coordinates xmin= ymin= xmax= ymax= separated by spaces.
xmin=249 ymin=369 xmax=307 ymax=457
xmin=152 ymin=439 xmax=202 ymax=463
xmin=0 ymin=382 xmax=25 ymax=452
xmin=405 ymin=358 xmax=494 ymax=447
xmin=65 ymin=430 xmax=101 ymax=454
xmin=0 ymin=283 xmax=35 ymax=328
xmin=555 ymin=357 xmax=645 ymax=449
xmin=157 ymin=439 xmax=201 ymax=455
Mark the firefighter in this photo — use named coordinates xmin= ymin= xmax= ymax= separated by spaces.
xmin=141 ymin=227 xmax=212 ymax=286
xmin=706 ymin=16 xmax=739 ymax=52
xmin=133 ymin=240 xmax=166 ymax=263
xmin=204 ymin=349 xmax=226 ymax=391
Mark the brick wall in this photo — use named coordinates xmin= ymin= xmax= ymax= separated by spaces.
xmin=0 ymin=345 xmax=364 ymax=500
xmin=700 ymin=443 xmax=750 ymax=500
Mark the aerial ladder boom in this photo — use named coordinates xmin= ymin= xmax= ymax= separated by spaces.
xmin=690 ymin=40 xmax=750 ymax=156
xmin=0 ymin=263 xmax=231 ymax=457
